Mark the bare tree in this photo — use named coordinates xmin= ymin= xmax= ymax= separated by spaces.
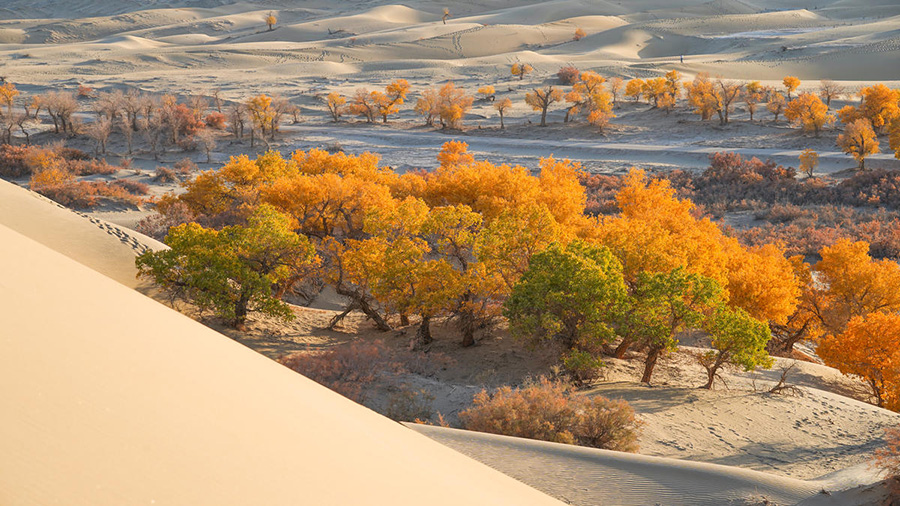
xmin=228 ymin=103 xmax=246 ymax=141
xmin=94 ymin=90 xmax=123 ymax=121
xmin=16 ymin=114 xmax=35 ymax=145
xmin=818 ymin=79 xmax=844 ymax=107
xmin=119 ymin=115 xmax=134 ymax=154
xmin=211 ymin=89 xmax=223 ymax=113
xmin=43 ymin=91 xmax=78 ymax=134
xmin=142 ymin=113 xmax=165 ymax=160
xmin=122 ymin=89 xmax=144 ymax=131
xmin=86 ymin=118 xmax=112 ymax=155
xmin=195 ymin=128 xmax=217 ymax=163
xmin=188 ymin=94 xmax=209 ymax=121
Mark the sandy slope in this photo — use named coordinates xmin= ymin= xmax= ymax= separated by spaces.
xmin=0 ymin=223 xmax=564 ymax=506
xmin=0 ymin=178 xmax=164 ymax=289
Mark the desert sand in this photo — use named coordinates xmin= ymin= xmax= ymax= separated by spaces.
xmin=0 ymin=218 xmax=565 ymax=505
xmin=3 ymin=1 xmax=900 ymax=504
xmin=1 ymin=0 xmax=899 ymax=176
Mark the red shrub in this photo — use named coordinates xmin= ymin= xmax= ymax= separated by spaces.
xmin=205 ymin=112 xmax=226 ymax=130
xmin=557 ymin=66 xmax=580 ymax=85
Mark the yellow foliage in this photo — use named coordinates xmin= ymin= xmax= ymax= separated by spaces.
xmin=799 ymin=149 xmax=819 ymax=177
xmin=784 ymin=93 xmax=834 ymax=135
xmin=837 ymin=119 xmax=880 ymax=170
xmin=783 ymin=76 xmax=801 ymax=98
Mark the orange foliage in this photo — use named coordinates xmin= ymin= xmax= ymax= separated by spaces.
xmin=785 ymin=93 xmax=834 ymax=136
xmin=837 ymin=119 xmax=880 ymax=170
xmin=818 ymin=312 xmax=900 ymax=409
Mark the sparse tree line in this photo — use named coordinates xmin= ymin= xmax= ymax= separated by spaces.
xmin=1 ymin=71 xmax=900 ymax=171
xmin=0 ymin=82 xmax=306 ymax=159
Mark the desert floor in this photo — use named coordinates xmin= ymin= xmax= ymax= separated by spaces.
xmin=3 ymin=0 xmax=900 ymax=504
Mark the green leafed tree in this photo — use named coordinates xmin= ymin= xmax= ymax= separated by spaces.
xmin=621 ymin=268 xmax=723 ymax=384
xmin=697 ymin=307 xmax=773 ymax=389
xmin=503 ymin=241 xmax=627 ymax=353
xmin=136 ymin=205 xmax=317 ymax=329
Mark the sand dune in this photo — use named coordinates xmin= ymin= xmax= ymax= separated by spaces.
xmin=0 ymin=222 xmax=564 ymax=505
xmin=410 ymin=424 xmax=826 ymax=505
xmin=0 ymin=179 xmax=163 ymax=289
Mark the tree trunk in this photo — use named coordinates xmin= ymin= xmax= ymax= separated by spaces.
xmin=416 ymin=315 xmax=433 ymax=347
xmin=703 ymin=367 xmax=716 ymax=389
xmin=400 ymin=314 xmax=410 ymax=326
xmin=613 ymin=336 xmax=633 ymax=359
xmin=460 ymin=309 xmax=476 ymax=347
xmin=328 ymin=301 xmax=358 ymax=330
xmin=499 ymin=112 xmax=505 ymax=129
xmin=540 ymin=107 xmax=547 ymax=127
xmin=641 ymin=346 xmax=661 ymax=383
xmin=233 ymin=292 xmax=250 ymax=330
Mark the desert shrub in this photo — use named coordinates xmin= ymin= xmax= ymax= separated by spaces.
xmin=875 ymin=426 xmax=900 ymax=494
xmin=562 ymin=349 xmax=604 ymax=386
xmin=279 ymin=340 xmax=404 ymax=403
xmin=204 ymin=112 xmax=226 ymax=130
xmin=174 ymin=158 xmax=197 ymax=176
xmin=755 ymin=203 xmax=814 ymax=224
xmin=76 ymin=84 xmax=93 ymax=97
xmin=837 ymin=169 xmax=900 ymax=208
xmin=557 ymin=66 xmax=580 ymax=85
xmin=579 ymin=172 xmax=624 ymax=215
xmin=110 ymin=178 xmax=150 ymax=195
xmin=65 ymin=158 xmax=118 ymax=176
xmin=31 ymin=167 xmax=98 ymax=208
xmin=738 ymin=207 xmax=900 ymax=260
xmin=154 ymin=166 xmax=177 ymax=183
xmin=136 ymin=200 xmax=196 ymax=240
xmin=459 ymin=377 xmax=640 ymax=452
xmin=57 ymin=147 xmax=91 ymax=161
xmin=385 ymin=387 xmax=435 ymax=422
xmin=89 ymin=181 xmax=144 ymax=207
xmin=0 ymin=144 xmax=35 ymax=177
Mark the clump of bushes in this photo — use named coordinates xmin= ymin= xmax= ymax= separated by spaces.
xmin=110 ymin=178 xmax=150 ymax=195
xmin=459 ymin=377 xmax=640 ymax=452
xmin=279 ymin=340 xmax=404 ymax=403
xmin=557 ymin=66 xmax=580 ymax=85
xmin=154 ymin=166 xmax=178 ymax=183
xmin=279 ymin=340 xmax=451 ymax=404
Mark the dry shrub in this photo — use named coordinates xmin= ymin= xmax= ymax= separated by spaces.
xmin=754 ymin=203 xmax=814 ymax=224
xmin=204 ymin=111 xmax=226 ymax=130
xmin=279 ymin=340 xmax=404 ymax=403
xmin=557 ymin=66 xmax=580 ymax=85
xmin=77 ymin=84 xmax=93 ymax=97
xmin=0 ymin=144 xmax=36 ymax=177
xmin=110 ymin=178 xmax=149 ymax=195
xmin=65 ymin=158 xmax=118 ymax=176
xmin=0 ymin=144 xmax=102 ymax=178
xmin=459 ymin=377 xmax=640 ymax=452
xmin=174 ymin=158 xmax=197 ymax=176
xmin=31 ymin=167 xmax=98 ymax=208
xmin=136 ymin=200 xmax=195 ymax=240
xmin=875 ymin=427 xmax=900 ymax=496
xmin=579 ymin=172 xmax=625 ymax=215
xmin=154 ymin=166 xmax=178 ymax=183
xmin=386 ymin=387 xmax=435 ymax=422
